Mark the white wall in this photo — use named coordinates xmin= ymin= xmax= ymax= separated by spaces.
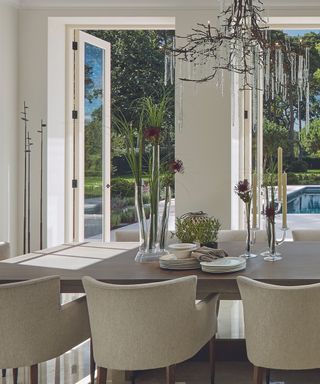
xmin=0 ymin=1 xmax=19 ymax=256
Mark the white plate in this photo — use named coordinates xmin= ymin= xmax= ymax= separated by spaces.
xmin=200 ymin=257 xmax=245 ymax=269
xmin=201 ymin=264 xmax=246 ymax=274
xmin=160 ymin=263 xmax=201 ymax=270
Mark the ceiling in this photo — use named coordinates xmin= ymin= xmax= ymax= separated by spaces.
xmin=11 ymin=0 xmax=320 ymax=9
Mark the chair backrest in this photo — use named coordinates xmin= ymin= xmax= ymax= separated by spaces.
xmin=83 ymin=275 xmax=199 ymax=370
xmin=218 ymin=230 xmax=247 ymax=242
xmin=238 ymin=276 xmax=320 ymax=370
xmin=0 ymin=276 xmax=63 ymax=368
xmin=292 ymin=229 xmax=320 ymax=241
xmin=218 ymin=230 xmax=267 ymax=242
xmin=254 ymin=230 xmax=268 ymax=242
xmin=0 ymin=241 xmax=10 ymax=260
xmin=115 ymin=230 xmax=139 ymax=242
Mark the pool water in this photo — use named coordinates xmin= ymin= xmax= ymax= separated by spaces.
xmin=288 ymin=187 xmax=320 ymax=214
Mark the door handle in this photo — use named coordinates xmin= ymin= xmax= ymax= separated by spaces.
xmin=105 ymin=184 xmax=111 ymax=189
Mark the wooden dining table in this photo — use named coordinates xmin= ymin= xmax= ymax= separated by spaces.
xmin=1 ymin=240 xmax=320 ymax=383
xmin=1 ymin=240 xmax=320 ymax=294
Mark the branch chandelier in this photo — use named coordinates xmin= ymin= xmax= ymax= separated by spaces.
xmin=164 ymin=0 xmax=310 ymax=129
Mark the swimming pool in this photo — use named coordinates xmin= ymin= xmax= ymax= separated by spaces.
xmin=287 ymin=187 xmax=320 ymax=214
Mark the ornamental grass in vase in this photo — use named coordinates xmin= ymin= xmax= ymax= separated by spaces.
xmin=116 ymin=93 xmax=183 ymax=262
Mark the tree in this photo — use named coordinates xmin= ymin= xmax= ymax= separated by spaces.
xmin=84 ymin=30 xmax=175 ymax=176
xmin=263 ymin=31 xmax=320 ymax=160
xmin=263 ymin=119 xmax=289 ymax=168
xmin=300 ymin=119 xmax=320 ymax=156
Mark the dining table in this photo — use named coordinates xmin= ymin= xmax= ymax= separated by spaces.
xmin=1 ymin=240 xmax=320 ymax=383
xmin=1 ymin=240 xmax=320 ymax=294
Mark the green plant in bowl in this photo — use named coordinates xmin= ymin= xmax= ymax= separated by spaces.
xmin=175 ymin=215 xmax=221 ymax=247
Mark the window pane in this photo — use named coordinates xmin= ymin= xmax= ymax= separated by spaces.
xmin=84 ymin=43 xmax=104 ymax=240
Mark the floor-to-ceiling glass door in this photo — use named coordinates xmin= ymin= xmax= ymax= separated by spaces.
xmin=74 ymin=31 xmax=111 ymax=241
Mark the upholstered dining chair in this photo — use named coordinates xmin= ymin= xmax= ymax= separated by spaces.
xmin=292 ymin=229 xmax=320 ymax=241
xmin=0 ymin=276 xmax=90 ymax=384
xmin=83 ymin=275 xmax=219 ymax=384
xmin=0 ymin=241 xmax=10 ymax=260
xmin=238 ymin=276 xmax=320 ymax=384
xmin=115 ymin=229 xmax=139 ymax=242
xmin=0 ymin=241 xmax=11 ymax=379
xmin=217 ymin=230 xmax=267 ymax=243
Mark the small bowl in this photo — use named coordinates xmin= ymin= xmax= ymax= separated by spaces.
xmin=168 ymin=243 xmax=198 ymax=259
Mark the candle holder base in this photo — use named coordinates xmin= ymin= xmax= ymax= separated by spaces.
xmin=260 ymin=249 xmax=281 ymax=257
xmin=264 ymin=254 xmax=282 ymax=262
xmin=240 ymin=251 xmax=257 ymax=259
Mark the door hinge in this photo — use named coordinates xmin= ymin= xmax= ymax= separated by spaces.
xmin=72 ymin=41 xmax=78 ymax=50
xmin=244 ymin=110 xmax=249 ymax=119
xmin=72 ymin=110 xmax=78 ymax=119
xmin=72 ymin=179 xmax=78 ymax=189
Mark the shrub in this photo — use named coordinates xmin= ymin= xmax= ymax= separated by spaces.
xmin=120 ymin=208 xmax=137 ymax=224
xmin=111 ymin=213 xmax=121 ymax=228
xmin=287 ymin=160 xmax=308 ymax=173
xmin=287 ymin=173 xmax=299 ymax=184
xmin=111 ymin=178 xmax=135 ymax=198
xmin=287 ymin=172 xmax=320 ymax=185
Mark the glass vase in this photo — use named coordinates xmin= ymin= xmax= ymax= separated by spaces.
xmin=240 ymin=200 xmax=257 ymax=258
xmin=159 ymin=185 xmax=171 ymax=250
xmin=135 ymin=145 xmax=168 ymax=263
xmin=263 ymin=220 xmax=282 ymax=262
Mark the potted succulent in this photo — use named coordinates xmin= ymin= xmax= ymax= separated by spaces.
xmin=175 ymin=212 xmax=221 ymax=248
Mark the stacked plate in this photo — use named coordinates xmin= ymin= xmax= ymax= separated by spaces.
xmin=200 ymin=257 xmax=246 ymax=274
xmin=159 ymin=254 xmax=201 ymax=270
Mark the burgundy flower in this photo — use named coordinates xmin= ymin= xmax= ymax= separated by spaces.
xmin=234 ymin=179 xmax=251 ymax=203
xmin=144 ymin=126 xmax=160 ymax=144
xmin=265 ymin=206 xmax=275 ymax=223
xmin=236 ymin=179 xmax=250 ymax=194
xmin=168 ymin=159 xmax=184 ymax=174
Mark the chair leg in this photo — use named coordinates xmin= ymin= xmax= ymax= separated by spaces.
xmin=166 ymin=365 xmax=176 ymax=384
xmin=97 ymin=367 xmax=107 ymax=384
xmin=30 ymin=364 xmax=38 ymax=384
xmin=209 ymin=335 xmax=216 ymax=384
xmin=90 ymin=339 xmax=96 ymax=384
xmin=253 ymin=366 xmax=265 ymax=384
xmin=13 ymin=368 xmax=18 ymax=384
xmin=2 ymin=369 xmax=6 ymax=377
xmin=266 ymin=368 xmax=271 ymax=384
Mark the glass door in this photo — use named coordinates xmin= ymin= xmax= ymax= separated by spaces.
xmin=74 ymin=31 xmax=111 ymax=241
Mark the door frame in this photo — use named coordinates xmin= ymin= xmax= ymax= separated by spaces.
xmin=73 ymin=30 xmax=111 ymax=242
xmin=61 ymin=18 xmax=176 ymax=244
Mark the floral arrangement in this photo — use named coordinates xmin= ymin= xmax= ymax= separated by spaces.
xmin=234 ymin=179 xmax=254 ymax=257
xmin=115 ymin=92 xmax=182 ymax=259
xmin=234 ymin=179 xmax=252 ymax=204
xmin=161 ymin=159 xmax=184 ymax=188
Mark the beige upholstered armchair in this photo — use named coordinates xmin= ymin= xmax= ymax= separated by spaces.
xmin=83 ymin=275 xmax=219 ymax=384
xmin=0 ymin=241 xmax=10 ymax=260
xmin=238 ymin=276 xmax=320 ymax=384
xmin=0 ymin=276 xmax=90 ymax=384
xmin=115 ymin=230 xmax=139 ymax=242
xmin=217 ymin=230 xmax=267 ymax=242
xmin=292 ymin=229 xmax=320 ymax=241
